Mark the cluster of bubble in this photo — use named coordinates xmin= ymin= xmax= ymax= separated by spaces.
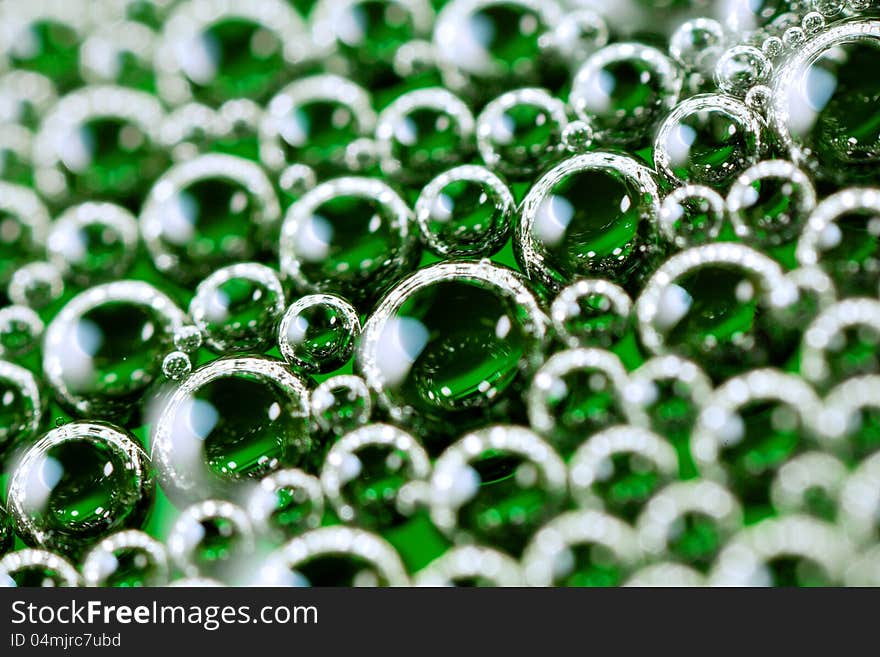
xmin=2 ymin=0 xmax=880 ymax=587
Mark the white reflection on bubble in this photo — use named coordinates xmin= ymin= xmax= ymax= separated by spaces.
xmin=653 ymin=283 xmax=692 ymax=331
xmin=22 ymin=455 xmax=63 ymax=515
xmin=533 ymin=194 xmax=574 ymax=247
xmin=665 ymin=122 xmax=696 ymax=169
xmin=279 ymin=110 xmax=309 ymax=148
xmin=788 ymin=63 xmax=837 ymax=139
xmin=159 ymin=191 xmax=198 ymax=246
xmin=58 ymin=126 xmax=94 ymax=173
xmin=374 ymin=316 xmax=429 ymax=388
xmin=178 ymin=33 xmax=219 ymax=85
xmin=294 ymin=214 xmax=333 ymax=262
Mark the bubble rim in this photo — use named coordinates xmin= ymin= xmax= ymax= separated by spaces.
xmin=42 ymin=280 xmax=187 ymax=416
xmin=321 ymin=422 xmax=431 ymax=523
xmin=150 ymin=355 xmax=311 ymax=504
xmin=7 ymin=420 xmax=155 ymax=555
xmin=516 ymin=151 xmax=661 ymax=294
xmin=189 ymin=261 xmax=286 ymax=353
xmin=414 ymin=163 xmax=515 ymax=257
xmin=356 ymin=260 xmax=549 ymax=426
xmin=259 ymin=73 xmax=376 ymax=171
xmin=570 ymin=41 xmax=682 ymax=146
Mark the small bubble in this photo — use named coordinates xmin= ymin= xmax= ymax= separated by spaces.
xmin=162 ymin=350 xmax=192 ymax=381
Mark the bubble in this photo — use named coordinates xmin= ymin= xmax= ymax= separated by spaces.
xmin=722 ymin=0 xmax=806 ymax=34
xmin=189 ymin=262 xmax=286 ymax=353
xmin=32 ymin=85 xmax=167 ymax=204
xmin=691 ymin=369 xmax=821 ymax=507
xmin=561 ymin=119 xmax=593 ymax=153
xmin=774 ymin=266 xmax=837 ymax=333
xmin=375 ymin=87 xmax=475 ymax=182
xmin=0 ymin=181 xmax=50 ymax=290
xmin=654 ymin=93 xmax=765 ymax=188
xmin=669 ymin=18 xmax=725 ymax=71
xmin=160 ymin=102 xmax=220 ymax=161
xmin=430 ymin=425 xmax=566 ymax=554
xmin=782 ymin=26 xmax=806 ymax=50
xmin=527 ymin=348 xmax=644 ymax=456
xmin=167 ymin=500 xmax=256 ymax=583
xmin=838 ymin=452 xmax=880 ymax=544
xmin=0 ymin=70 xmax=57 ymax=129
xmin=7 ymin=420 xmax=154 ymax=558
xmin=801 ymin=11 xmax=825 ymax=35
xmin=43 ymin=280 xmax=186 ymax=418
xmin=0 ymin=305 xmax=44 ymax=358
xmin=343 ymin=137 xmax=380 ymax=173
xmin=636 ymin=480 xmax=742 ymax=570
xmin=659 ymin=184 xmax=725 ymax=248
xmin=770 ymin=451 xmax=847 ymax=521
xmin=46 ymin=202 xmax=139 ymax=286
xmin=726 ymin=159 xmax=816 ymax=246
xmin=570 ymin=42 xmax=682 ymax=147
xmin=0 ymin=549 xmax=81 ymax=587
xmin=155 ymin=0 xmax=308 ymax=105
xmin=356 ymin=261 xmax=548 ymax=443
xmin=710 ymin=515 xmax=852 ymax=586
xmin=0 ymin=124 xmax=34 ymax=187
xmin=714 ymin=45 xmax=771 ymax=96
xmin=140 ymin=153 xmax=281 ymax=284
xmin=311 ymin=0 xmax=434 ymax=85
xmin=800 ymin=298 xmax=880 ymax=385
xmin=521 ymin=509 xmax=640 ymax=586
xmin=813 ymin=0 xmax=845 ymax=17
xmin=762 ymin=36 xmax=784 ymax=59
xmin=162 ymin=350 xmax=192 ymax=381
xmin=7 ymin=261 xmax=63 ymax=309
xmin=569 ymin=425 xmax=678 ymax=521
xmin=81 ymin=530 xmax=169 ymax=587
xmin=744 ymin=84 xmax=772 ymax=113
xmin=433 ymin=0 xmax=562 ymax=98
xmin=393 ymin=39 xmax=439 ymax=79
xmin=191 ymin=98 xmax=264 ymax=161
xmin=819 ymin=375 xmax=880 ymax=462
xmin=414 ymin=546 xmax=524 ymax=586
xmin=150 ymin=355 xmax=311 ymax=503
xmin=259 ymin=74 xmax=376 ymax=173
xmin=257 ymin=526 xmax=409 ymax=586
xmin=769 ymin=20 xmax=880 ymax=184
xmin=310 ymin=374 xmax=373 ymax=436
xmin=625 ymin=355 xmax=713 ymax=449
xmin=173 ymin=325 xmax=203 ymax=354
xmin=278 ymin=294 xmax=360 ymax=374
xmin=515 ymin=153 xmax=662 ymax=294
xmin=280 ymin=177 xmax=419 ymax=304
xmin=635 ymin=243 xmax=800 ymax=380
xmin=0 ymin=3 xmax=88 ymax=91
xmin=247 ymin=468 xmax=324 ymax=540
xmin=795 ymin=188 xmax=880 ymax=298
xmin=79 ymin=20 xmax=157 ymax=91
xmin=625 ymin=563 xmax=706 ymax=587
xmin=321 ymin=423 xmax=430 ymax=527
xmin=0 ymin=360 xmax=43 ymax=458
xmin=475 ymin=87 xmax=568 ymax=177
xmin=278 ymin=163 xmax=317 ymax=203
xmin=550 ymin=279 xmax=633 ymax=349
xmin=549 ymin=9 xmax=609 ymax=66
xmin=414 ymin=164 xmax=514 ymax=257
